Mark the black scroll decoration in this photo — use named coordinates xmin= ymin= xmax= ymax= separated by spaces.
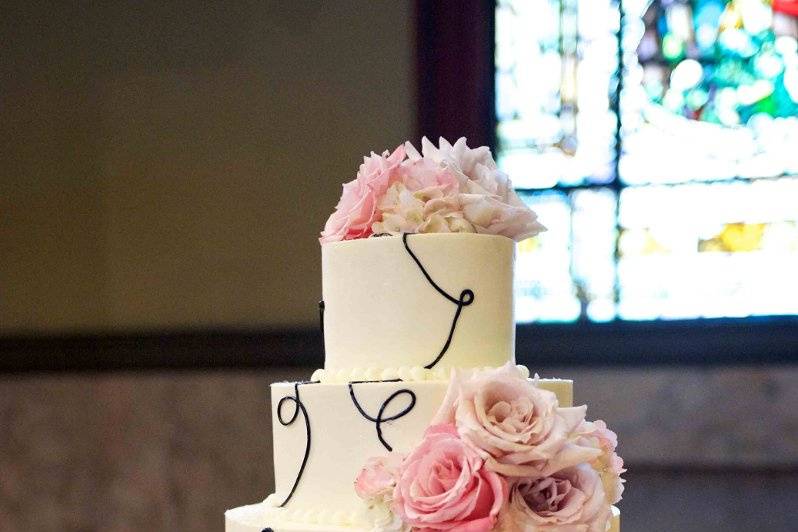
xmin=401 ymin=233 xmax=475 ymax=369
xmin=318 ymin=300 xmax=326 ymax=359
xmin=347 ymin=380 xmax=416 ymax=452
xmin=275 ymin=380 xmax=319 ymax=508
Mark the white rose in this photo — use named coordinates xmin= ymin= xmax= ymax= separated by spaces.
xmin=403 ymin=137 xmax=545 ymax=241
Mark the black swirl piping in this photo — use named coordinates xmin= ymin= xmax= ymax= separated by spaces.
xmin=318 ymin=299 xmax=325 ymax=357
xmin=402 ymin=233 xmax=475 ymax=369
xmin=275 ymin=380 xmax=319 ymax=507
xmin=347 ymin=380 xmax=416 ymax=452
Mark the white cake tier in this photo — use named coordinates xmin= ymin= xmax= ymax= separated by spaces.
xmin=322 ymin=233 xmax=515 ymax=371
xmin=225 ymin=502 xmax=620 ymax=532
xmin=225 ymin=375 xmax=573 ymax=532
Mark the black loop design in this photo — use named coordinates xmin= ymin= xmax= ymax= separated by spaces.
xmin=348 ymin=381 xmax=417 ymax=452
xmin=275 ymin=381 xmax=319 ymax=507
xmin=402 ymin=233 xmax=475 ymax=369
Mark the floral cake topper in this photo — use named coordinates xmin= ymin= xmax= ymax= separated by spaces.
xmin=354 ymin=364 xmax=624 ymax=531
xmin=320 ymin=138 xmax=546 ymax=244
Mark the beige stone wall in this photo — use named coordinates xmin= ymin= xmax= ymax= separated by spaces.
xmin=1 ymin=1 xmax=415 ymax=334
xmin=1 ymin=367 xmax=796 ymax=531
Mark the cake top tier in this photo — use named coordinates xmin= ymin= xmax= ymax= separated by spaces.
xmin=319 ymin=137 xmax=544 ymax=244
xmin=318 ymin=138 xmax=544 ymax=374
xmin=322 ymin=232 xmax=516 ymax=372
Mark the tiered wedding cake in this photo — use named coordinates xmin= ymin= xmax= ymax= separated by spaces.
xmin=226 ymin=139 xmax=624 ymax=532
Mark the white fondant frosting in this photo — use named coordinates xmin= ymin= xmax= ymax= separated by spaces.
xmin=322 ymin=233 xmax=515 ymax=371
xmin=611 ymin=505 xmax=620 ymax=532
xmin=225 ymin=502 xmax=368 ymax=531
xmin=224 ymin=503 xmax=620 ymax=532
xmin=310 ymin=364 xmax=537 ymax=383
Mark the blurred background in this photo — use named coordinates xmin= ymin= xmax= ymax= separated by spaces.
xmin=2 ymin=1 xmax=797 ymax=531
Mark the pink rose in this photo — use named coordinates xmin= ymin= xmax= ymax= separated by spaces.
xmin=319 ymin=145 xmax=405 ymax=243
xmin=354 ymin=453 xmax=404 ymax=503
xmin=392 ymin=424 xmax=507 ymax=531
xmin=401 ymin=157 xmax=460 ymax=193
xmin=575 ymin=420 xmax=626 ymax=504
xmin=497 ymin=464 xmax=611 ymax=532
xmin=319 ymin=137 xmax=546 ymax=242
xmin=432 ymin=364 xmax=601 ymax=478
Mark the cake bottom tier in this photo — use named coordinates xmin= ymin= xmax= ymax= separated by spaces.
xmin=225 ymin=372 xmax=618 ymax=532
xmin=225 ymin=502 xmax=621 ymax=532
xmin=263 ymin=376 xmax=572 ymax=524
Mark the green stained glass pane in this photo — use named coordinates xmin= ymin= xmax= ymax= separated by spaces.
xmin=620 ymin=0 xmax=798 ymax=185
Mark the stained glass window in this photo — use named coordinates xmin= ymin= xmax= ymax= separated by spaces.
xmin=497 ymin=0 xmax=798 ymax=323
xmin=514 ymin=189 xmax=617 ymax=322
xmin=496 ymin=0 xmax=619 ymax=188
xmin=618 ymin=178 xmax=798 ymax=319
xmin=621 ymin=0 xmax=798 ymax=183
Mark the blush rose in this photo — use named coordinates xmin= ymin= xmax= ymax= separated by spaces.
xmin=354 ymin=452 xmax=404 ymax=503
xmin=497 ymin=464 xmax=611 ymax=532
xmin=392 ymin=424 xmax=507 ymax=531
xmin=319 ymin=145 xmax=405 ymax=243
xmin=575 ymin=420 xmax=626 ymax=504
xmin=432 ymin=364 xmax=601 ymax=478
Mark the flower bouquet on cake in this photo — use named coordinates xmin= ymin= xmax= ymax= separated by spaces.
xmin=320 ymin=137 xmax=545 ymax=244
xmin=354 ymin=365 xmax=624 ymax=532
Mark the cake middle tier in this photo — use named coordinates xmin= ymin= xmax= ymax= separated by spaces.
xmin=322 ymin=233 xmax=516 ymax=371
xmin=266 ymin=376 xmax=572 ymax=529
